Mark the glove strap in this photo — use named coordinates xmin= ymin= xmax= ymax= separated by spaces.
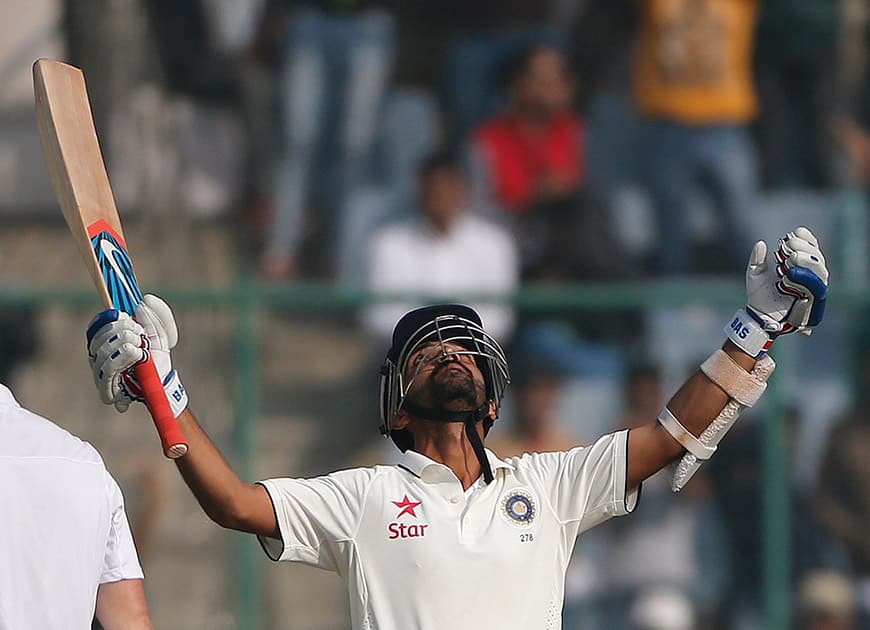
xmin=162 ymin=370 xmax=188 ymax=418
xmin=725 ymin=308 xmax=773 ymax=358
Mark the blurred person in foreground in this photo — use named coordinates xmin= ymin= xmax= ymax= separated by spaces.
xmin=0 ymin=385 xmax=152 ymax=629
xmin=82 ymin=227 xmax=826 ymax=628
xmin=468 ymin=44 xmax=627 ymax=283
xmin=362 ymin=149 xmax=518 ymax=345
xmin=632 ymin=0 xmax=760 ymax=274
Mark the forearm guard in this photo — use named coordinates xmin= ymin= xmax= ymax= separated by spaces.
xmin=661 ymin=350 xmax=776 ymax=492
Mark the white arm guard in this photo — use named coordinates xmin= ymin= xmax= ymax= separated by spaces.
xmin=660 ymin=350 xmax=776 ymax=492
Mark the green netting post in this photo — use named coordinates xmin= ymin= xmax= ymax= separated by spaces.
xmin=234 ymin=279 xmax=261 ymax=630
xmin=763 ymin=344 xmax=792 ymax=630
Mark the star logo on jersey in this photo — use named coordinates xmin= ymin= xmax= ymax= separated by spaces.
xmin=392 ymin=495 xmax=422 ymax=519
xmin=388 ymin=495 xmax=428 ymax=539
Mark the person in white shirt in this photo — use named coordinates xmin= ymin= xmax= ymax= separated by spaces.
xmin=83 ymin=228 xmax=828 ymax=629
xmin=363 ymin=150 xmax=518 ymax=344
xmin=0 ymin=385 xmax=152 ymax=630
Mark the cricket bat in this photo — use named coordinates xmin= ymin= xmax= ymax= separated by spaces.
xmin=33 ymin=58 xmax=188 ymax=458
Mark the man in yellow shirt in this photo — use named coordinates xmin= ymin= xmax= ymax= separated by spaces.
xmin=632 ymin=0 xmax=760 ymax=274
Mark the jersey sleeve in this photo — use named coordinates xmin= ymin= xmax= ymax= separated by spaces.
xmin=518 ymin=430 xmax=639 ymax=533
xmin=256 ymin=467 xmax=375 ymax=570
xmin=100 ymin=472 xmax=144 ymax=584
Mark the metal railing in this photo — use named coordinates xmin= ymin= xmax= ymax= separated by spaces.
xmin=2 ymin=279 xmax=865 ymax=630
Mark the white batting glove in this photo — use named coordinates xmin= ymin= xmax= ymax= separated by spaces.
xmin=86 ymin=294 xmax=188 ymax=417
xmin=727 ymin=227 xmax=829 ymax=357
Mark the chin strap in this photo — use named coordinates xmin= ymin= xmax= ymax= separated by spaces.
xmin=401 ymin=400 xmax=495 ymax=484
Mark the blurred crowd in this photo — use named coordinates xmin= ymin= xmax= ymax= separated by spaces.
xmin=63 ymin=0 xmax=870 ymax=284
xmin=51 ymin=0 xmax=870 ymax=628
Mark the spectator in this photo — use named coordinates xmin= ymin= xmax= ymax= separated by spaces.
xmin=144 ymin=0 xmax=241 ymax=103
xmin=469 ymin=44 xmax=583 ymax=217
xmin=619 ymin=361 xmax=666 ymax=429
xmin=632 ymin=0 xmax=759 ymax=274
xmin=836 ymin=35 xmax=870 ymax=189
xmin=712 ymin=406 xmax=847 ymax=628
xmin=754 ymin=0 xmax=841 ymax=189
xmin=486 ymin=336 xmax=585 ymax=459
xmin=584 ymin=364 xmax=729 ymax=628
xmin=440 ymin=1 xmax=576 ymax=141
xmin=817 ymin=333 xmax=870 ymax=626
xmin=235 ymin=0 xmax=290 ymax=235
xmin=469 ymin=44 xmax=627 ymax=282
xmin=362 ymin=150 xmax=518 ymax=344
xmin=796 ymin=571 xmax=857 ymax=630
xmin=628 ymin=587 xmax=696 ymax=630
xmin=262 ymin=1 xmax=396 ymax=281
xmin=0 ymin=306 xmax=37 ymax=387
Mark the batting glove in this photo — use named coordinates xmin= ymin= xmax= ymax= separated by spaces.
xmin=86 ymin=294 xmax=188 ymax=417
xmin=727 ymin=226 xmax=828 ymax=357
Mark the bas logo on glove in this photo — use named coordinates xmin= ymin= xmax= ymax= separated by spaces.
xmin=727 ymin=226 xmax=829 ymax=357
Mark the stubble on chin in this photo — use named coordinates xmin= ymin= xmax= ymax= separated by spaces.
xmin=428 ymin=365 xmax=483 ymax=408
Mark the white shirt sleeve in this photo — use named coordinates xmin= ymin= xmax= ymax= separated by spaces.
xmin=515 ymin=430 xmax=639 ymax=534
xmin=100 ymin=471 xmax=144 ymax=584
xmin=257 ymin=468 xmax=375 ymax=570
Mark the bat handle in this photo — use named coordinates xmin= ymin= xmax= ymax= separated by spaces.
xmin=133 ymin=356 xmax=189 ymax=459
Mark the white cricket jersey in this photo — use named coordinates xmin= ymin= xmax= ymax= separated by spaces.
xmin=258 ymin=430 xmax=638 ymax=629
xmin=0 ymin=385 xmax=143 ymax=630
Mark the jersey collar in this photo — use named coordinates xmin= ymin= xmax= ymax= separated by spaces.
xmin=398 ymin=448 xmax=513 ymax=483
xmin=0 ymin=384 xmax=19 ymax=407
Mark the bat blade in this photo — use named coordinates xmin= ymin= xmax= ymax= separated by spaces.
xmin=33 ymin=58 xmax=188 ymax=459
xmin=33 ymin=59 xmax=117 ymax=308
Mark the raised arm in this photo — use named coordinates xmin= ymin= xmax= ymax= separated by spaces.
xmin=87 ymin=296 xmax=277 ymax=538
xmin=626 ymin=341 xmax=755 ymax=488
xmin=626 ymin=227 xmax=828 ymax=490
xmin=173 ymin=408 xmax=278 ymax=537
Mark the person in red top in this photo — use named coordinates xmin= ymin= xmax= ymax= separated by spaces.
xmin=469 ymin=44 xmax=584 ymax=216
xmin=467 ymin=44 xmax=616 ymax=283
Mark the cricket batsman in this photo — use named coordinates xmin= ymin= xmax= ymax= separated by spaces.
xmin=84 ymin=227 xmax=827 ymax=628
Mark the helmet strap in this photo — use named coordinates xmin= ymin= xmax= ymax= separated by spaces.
xmin=465 ymin=418 xmax=495 ymax=484
xmin=400 ymin=400 xmax=495 ymax=484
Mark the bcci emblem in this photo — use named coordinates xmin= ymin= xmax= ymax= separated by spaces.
xmin=501 ymin=489 xmax=536 ymax=527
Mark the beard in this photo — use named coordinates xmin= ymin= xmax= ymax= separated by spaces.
xmin=416 ymin=362 xmax=484 ymax=409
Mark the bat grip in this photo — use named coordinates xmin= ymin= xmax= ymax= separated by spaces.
xmin=134 ymin=357 xmax=189 ymax=459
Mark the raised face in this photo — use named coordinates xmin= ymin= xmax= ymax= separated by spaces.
xmin=403 ymin=340 xmax=487 ymax=411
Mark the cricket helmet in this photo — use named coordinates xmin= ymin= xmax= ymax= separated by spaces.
xmin=379 ymin=304 xmax=510 ymax=471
